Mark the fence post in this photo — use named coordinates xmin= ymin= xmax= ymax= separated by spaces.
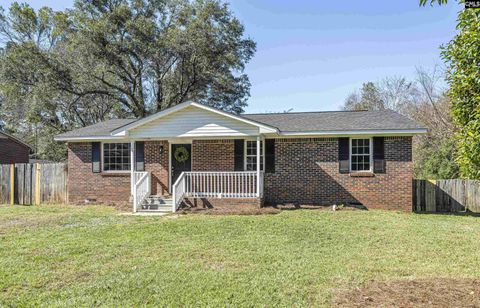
xmin=10 ymin=164 xmax=14 ymax=205
xmin=35 ymin=163 xmax=41 ymax=205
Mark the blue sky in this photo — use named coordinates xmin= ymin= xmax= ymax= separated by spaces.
xmin=0 ymin=0 xmax=461 ymax=113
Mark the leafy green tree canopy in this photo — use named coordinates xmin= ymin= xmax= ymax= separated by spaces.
xmin=419 ymin=0 xmax=448 ymax=6
xmin=441 ymin=8 xmax=480 ymax=178
xmin=0 ymin=0 xmax=256 ymax=160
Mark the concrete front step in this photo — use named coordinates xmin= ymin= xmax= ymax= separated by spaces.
xmin=140 ymin=205 xmax=172 ymax=210
xmin=137 ymin=208 xmax=172 ymax=213
xmin=140 ymin=196 xmax=173 ymax=212
xmin=144 ymin=197 xmax=172 ymax=204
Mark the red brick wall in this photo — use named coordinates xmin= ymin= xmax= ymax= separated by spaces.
xmin=67 ymin=141 xmax=171 ymax=205
xmin=264 ymin=137 xmax=413 ymax=211
xmin=0 ymin=138 xmax=30 ymax=164
xmin=67 ymin=137 xmax=413 ymax=211
xmin=192 ymin=139 xmax=234 ymax=171
xmin=67 ymin=142 xmax=131 ymax=206
xmin=145 ymin=141 xmax=169 ymax=196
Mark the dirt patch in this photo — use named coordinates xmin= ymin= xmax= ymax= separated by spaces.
xmin=333 ymin=278 xmax=480 ymax=307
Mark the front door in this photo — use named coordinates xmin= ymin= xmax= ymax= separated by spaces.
xmin=171 ymin=144 xmax=192 ymax=184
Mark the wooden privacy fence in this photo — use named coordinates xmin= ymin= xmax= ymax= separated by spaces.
xmin=0 ymin=163 xmax=67 ymax=205
xmin=413 ymin=179 xmax=480 ymax=213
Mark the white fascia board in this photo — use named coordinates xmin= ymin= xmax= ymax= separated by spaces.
xmin=277 ymin=128 xmax=428 ymax=137
xmin=56 ymin=129 xmax=427 ymax=142
xmin=112 ymin=130 xmax=128 ymax=137
xmin=110 ymin=101 xmax=278 ymax=136
xmin=54 ymin=136 xmax=128 ymax=142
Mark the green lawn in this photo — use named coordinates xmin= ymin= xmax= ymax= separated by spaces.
xmin=1 ymin=205 xmax=480 ymax=307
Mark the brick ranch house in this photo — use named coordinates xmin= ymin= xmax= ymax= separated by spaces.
xmin=55 ymin=101 xmax=427 ymax=213
xmin=0 ymin=131 xmax=31 ymax=164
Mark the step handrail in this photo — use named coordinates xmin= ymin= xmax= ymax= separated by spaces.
xmin=133 ymin=171 xmax=150 ymax=212
xmin=172 ymin=172 xmax=186 ymax=212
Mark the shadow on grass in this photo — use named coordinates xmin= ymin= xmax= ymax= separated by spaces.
xmin=414 ymin=210 xmax=480 ymax=218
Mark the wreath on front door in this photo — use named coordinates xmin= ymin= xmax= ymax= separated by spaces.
xmin=174 ymin=146 xmax=189 ymax=163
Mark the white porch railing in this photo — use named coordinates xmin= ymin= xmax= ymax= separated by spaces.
xmin=172 ymin=171 xmax=263 ymax=212
xmin=133 ymin=171 xmax=151 ymax=212
xmin=172 ymin=172 xmax=186 ymax=212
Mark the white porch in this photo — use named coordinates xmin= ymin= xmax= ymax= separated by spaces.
xmin=110 ymin=101 xmax=274 ymax=213
xmin=131 ymin=138 xmax=265 ymax=213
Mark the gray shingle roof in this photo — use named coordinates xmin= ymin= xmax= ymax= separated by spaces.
xmin=55 ymin=119 xmax=136 ymax=139
xmin=55 ymin=108 xmax=426 ymax=140
xmin=242 ymin=109 xmax=426 ymax=132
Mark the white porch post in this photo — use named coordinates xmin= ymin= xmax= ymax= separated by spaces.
xmin=130 ymin=141 xmax=136 ymax=212
xmin=256 ymin=135 xmax=260 ymax=197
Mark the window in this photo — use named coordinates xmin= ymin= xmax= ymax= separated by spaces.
xmin=102 ymin=143 xmax=131 ymax=172
xmin=350 ymin=138 xmax=372 ymax=172
xmin=245 ymin=140 xmax=264 ymax=171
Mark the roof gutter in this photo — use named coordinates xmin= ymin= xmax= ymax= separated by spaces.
xmin=278 ymin=128 xmax=428 ymax=136
xmin=54 ymin=128 xmax=428 ymax=142
xmin=54 ymin=136 xmax=127 ymax=142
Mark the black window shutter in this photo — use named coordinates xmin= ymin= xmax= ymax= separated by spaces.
xmin=135 ymin=141 xmax=145 ymax=171
xmin=373 ymin=137 xmax=385 ymax=173
xmin=338 ymin=138 xmax=349 ymax=173
xmin=234 ymin=139 xmax=244 ymax=171
xmin=92 ymin=142 xmax=101 ymax=173
xmin=265 ymin=139 xmax=275 ymax=173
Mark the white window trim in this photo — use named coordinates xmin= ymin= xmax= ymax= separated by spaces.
xmin=101 ymin=142 xmax=132 ymax=173
xmin=244 ymin=139 xmax=265 ymax=172
xmin=349 ymin=137 xmax=373 ymax=173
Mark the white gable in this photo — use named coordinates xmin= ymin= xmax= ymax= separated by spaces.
xmin=128 ymin=105 xmax=260 ymax=138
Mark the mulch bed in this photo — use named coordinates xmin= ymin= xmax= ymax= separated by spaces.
xmin=178 ymin=204 xmax=281 ymax=215
xmin=177 ymin=203 xmax=370 ymax=215
xmin=177 ymin=203 xmax=364 ymax=215
xmin=271 ymin=203 xmax=364 ymax=211
xmin=333 ymin=278 xmax=480 ymax=307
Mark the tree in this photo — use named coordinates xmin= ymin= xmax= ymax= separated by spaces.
xmin=378 ymin=76 xmax=418 ymax=114
xmin=67 ymin=0 xmax=255 ymax=116
xmin=343 ymin=82 xmax=385 ymax=111
xmin=419 ymin=0 xmax=448 ymax=6
xmin=414 ymin=129 xmax=459 ymax=179
xmin=0 ymin=0 xmax=256 ymax=160
xmin=441 ymin=8 xmax=480 ymax=179
xmin=344 ymin=78 xmax=419 ymax=113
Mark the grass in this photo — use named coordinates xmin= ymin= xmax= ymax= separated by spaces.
xmin=1 ymin=204 xmax=480 ymax=307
